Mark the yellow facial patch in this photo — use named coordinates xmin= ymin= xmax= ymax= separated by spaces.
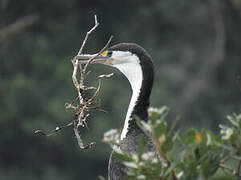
xmin=101 ymin=51 xmax=108 ymax=57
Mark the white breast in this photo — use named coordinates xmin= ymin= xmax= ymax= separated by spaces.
xmin=112 ymin=52 xmax=143 ymax=140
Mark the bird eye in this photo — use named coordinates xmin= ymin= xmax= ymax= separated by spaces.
xmin=101 ymin=51 xmax=112 ymax=57
xmin=107 ymin=51 xmax=112 ymax=57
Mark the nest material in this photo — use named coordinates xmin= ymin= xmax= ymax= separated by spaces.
xmin=35 ymin=15 xmax=113 ymax=149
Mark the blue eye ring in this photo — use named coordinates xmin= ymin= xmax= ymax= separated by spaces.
xmin=107 ymin=51 xmax=112 ymax=57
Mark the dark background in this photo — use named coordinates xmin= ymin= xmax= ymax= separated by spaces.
xmin=0 ymin=0 xmax=241 ymax=179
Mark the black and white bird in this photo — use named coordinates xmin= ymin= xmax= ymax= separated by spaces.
xmin=82 ymin=43 xmax=155 ymax=180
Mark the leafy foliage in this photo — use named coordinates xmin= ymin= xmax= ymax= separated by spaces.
xmin=103 ymin=107 xmax=241 ymax=180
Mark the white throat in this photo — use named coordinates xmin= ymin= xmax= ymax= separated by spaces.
xmin=113 ymin=53 xmax=143 ymax=140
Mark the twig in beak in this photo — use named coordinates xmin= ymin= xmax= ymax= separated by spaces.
xmin=35 ymin=15 xmax=113 ymax=150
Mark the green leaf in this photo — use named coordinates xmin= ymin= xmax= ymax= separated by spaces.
xmin=203 ymin=130 xmax=217 ymax=146
xmin=161 ymin=135 xmax=173 ymax=153
xmin=113 ymin=152 xmax=132 ymax=162
xmin=230 ymin=133 xmax=241 ymax=154
xmin=163 ymin=161 xmax=175 ymax=177
xmin=185 ymin=128 xmax=196 ymax=144
xmin=159 ymin=108 xmax=170 ymax=122
xmin=201 ymin=153 xmax=220 ymax=177
xmin=98 ymin=175 xmax=106 ymax=180
xmin=138 ymin=135 xmax=147 ymax=158
xmin=135 ymin=115 xmax=152 ymax=134
xmin=153 ymin=121 xmax=166 ymax=138
xmin=135 ymin=115 xmax=142 ymax=128
xmin=169 ymin=115 xmax=180 ymax=134
xmin=148 ymin=106 xmax=169 ymax=125
xmin=227 ymin=115 xmax=239 ymax=128
xmin=122 ymin=162 xmax=138 ymax=169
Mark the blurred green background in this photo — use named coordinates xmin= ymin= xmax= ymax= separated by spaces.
xmin=0 ymin=0 xmax=241 ymax=179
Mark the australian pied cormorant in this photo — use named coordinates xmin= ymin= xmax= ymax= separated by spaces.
xmin=82 ymin=43 xmax=155 ymax=180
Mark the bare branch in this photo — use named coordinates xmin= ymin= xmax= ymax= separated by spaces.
xmin=67 ymin=15 xmax=113 ymax=149
xmin=0 ymin=14 xmax=38 ymax=42
xmin=34 ymin=122 xmax=73 ymax=137
xmin=81 ymin=35 xmax=114 ymax=75
xmin=220 ymin=163 xmax=241 ymax=177
xmin=77 ymin=15 xmax=99 ymax=56
xmin=72 ymin=59 xmax=81 ymax=90
xmin=73 ymin=120 xmax=95 ymax=149
xmin=35 ymin=15 xmax=113 ymax=150
xmin=0 ymin=0 xmax=9 ymax=9
xmin=238 ymin=160 xmax=241 ymax=177
xmin=98 ymin=73 xmax=114 ymax=79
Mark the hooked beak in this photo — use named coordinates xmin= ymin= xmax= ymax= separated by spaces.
xmin=76 ymin=54 xmax=113 ymax=66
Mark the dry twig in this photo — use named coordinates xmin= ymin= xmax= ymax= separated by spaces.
xmin=238 ymin=160 xmax=241 ymax=177
xmin=0 ymin=14 xmax=38 ymax=42
xmin=35 ymin=15 xmax=113 ymax=149
xmin=219 ymin=163 xmax=241 ymax=177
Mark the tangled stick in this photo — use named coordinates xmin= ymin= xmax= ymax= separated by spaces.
xmin=35 ymin=15 xmax=113 ymax=149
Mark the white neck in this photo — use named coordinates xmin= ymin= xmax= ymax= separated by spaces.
xmin=113 ymin=54 xmax=143 ymax=140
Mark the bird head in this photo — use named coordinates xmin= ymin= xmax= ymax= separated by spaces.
xmin=79 ymin=43 xmax=153 ymax=90
xmin=80 ymin=43 xmax=154 ymax=140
